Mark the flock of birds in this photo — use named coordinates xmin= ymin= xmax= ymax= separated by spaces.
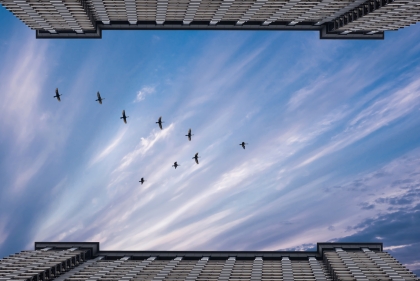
xmin=54 ymin=88 xmax=249 ymax=184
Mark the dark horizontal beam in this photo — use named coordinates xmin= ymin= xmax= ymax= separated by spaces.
xmin=34 ymin=242 xmax=383 ymax=260
xmin=35 ymin=242 xmax=100 ymax=258
xmin=97 ymin=251 xmax=320 ymax=260
xmin=36 ymin=21 xmax=384 ymax=40
xmin=320 ymin=25 xmax=384 ymax=39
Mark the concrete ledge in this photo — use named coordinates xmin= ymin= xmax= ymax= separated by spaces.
xmin=35 ymin=21 xmax=384 ymax=40
xmin=35 ymin=242 xmax=100 ymax=258
xmin=33 ymin=242 xmax=383 ymax=260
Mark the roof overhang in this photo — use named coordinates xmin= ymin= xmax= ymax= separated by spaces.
xmin=36 ymin=21 xmax=384 ymax=39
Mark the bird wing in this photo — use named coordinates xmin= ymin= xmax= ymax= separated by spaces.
xmin=195 ymin=158 xmax=199 ymax=164
xmin=97 ymin=91 xmax=101 ymax=99
xmin=188 ymin=128 xmax=191 ymax=135
xmin=122 ymin=110 xmax=125 ymax=117
xmin=188 ymin=135 xmax=191 ymax=141
xmin=55 ymin=88 xmax=61 ymax=101
xmin=159 ymin=123 xmax=163 ymax=130
xmin=158 ymin=116 xmax=162 ymax=122
xmin=195 ymin=152 xmax=198 ymax=157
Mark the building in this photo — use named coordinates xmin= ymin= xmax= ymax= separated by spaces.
xmin=0 ymin=242 xmax=418 ymax=281
xmin=0 ymin=0 xmax=420 ymax=39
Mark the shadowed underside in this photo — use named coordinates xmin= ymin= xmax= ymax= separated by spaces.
xmin=3 ymin=0 xmax=418 ymax=39
xmin=1 ymin=242 xmax=412 ymax=281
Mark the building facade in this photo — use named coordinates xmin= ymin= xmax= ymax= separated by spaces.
xmin=0 ymin=242 xmax=418 ymax=281
xmin=0 ymin=0 xmax=419 ymax=39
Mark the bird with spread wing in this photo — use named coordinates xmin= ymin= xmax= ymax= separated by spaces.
xmin=54 ymin=88 xmax=62 ymax=102
xmin=121 ymin=110 xmax=129 ymax=124
xmin=96 ymin=91 xmax=104 ymax=104
xmin=193 ymin=153 xmax=200 ymax=164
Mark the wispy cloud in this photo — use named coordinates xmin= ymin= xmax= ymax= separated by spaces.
xmin=384 ymin=244 xmax=412 ymax=250
xmin=113 ymin=123 xmax=175 ymax=173
xmin=134 ymin=86 xmax=155 ymax=102
xmin=89 ymin=127 xmax=128 ymax=167
xmin=296 ymin=76 xmax=420 ymax=168
xmin=2 ymin=22 xmax=420 ymax=276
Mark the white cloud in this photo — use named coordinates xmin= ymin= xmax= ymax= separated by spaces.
xmin=89 ymin=127 xmax=127 ymax=167
xmin=296 ymin=77 xmax=420 ymax=168
xmin=113 ymin=123 xmax=174 ymax=173
xmin=384 ymin=244 xmax=412 ymax=250
xmin=404 ymin=261 xmax=420 ymax=271
xmin=16 ymin=30 xmax=420 ymax=270
xmin=134 ymin=86 xmax=155 ymax=102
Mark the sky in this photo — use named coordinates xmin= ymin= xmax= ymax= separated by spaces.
xmin=0 ymin=5 xmax=420 ymax=276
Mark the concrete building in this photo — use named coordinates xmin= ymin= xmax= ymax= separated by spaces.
xmin=0 ymin=0 xmax=419 ymax=39
xmin=0 ymin=242 xmax=419 ymax=281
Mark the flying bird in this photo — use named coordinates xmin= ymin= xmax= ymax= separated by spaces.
xmin=186 ymin=128 xmax=194 ymax=141
xmin=96 ymin=91 xmax=104 ymax=104
xmin=240 ymin=142 xmax=248 ymax=149
xmin=139 ymin=178 xmax=146 ymax=185
xmin=121 ymin=110 xmax=129 ymax=124
xmin=172 ymin=162 xmax=180 ymax=169
xmin=54 ymin=88 xmax=62 ymax=101
xmin=193 ymin=152 xmax=200 ymax=164
xmin=156 ymin=116 xmax=164 ymax=130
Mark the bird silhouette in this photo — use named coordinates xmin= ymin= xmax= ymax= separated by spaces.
xmin=139 ymin=178 xmax=146 ymax=185
xmin=96 ymin=91 xmax=104 ymax=104
xmin=186 ymin=128 xmax=194 ymax=141
xmin=172 ymin=161 xmax=180 ymax=169
xmin=240 ymin=142 xmax=248 ymax=149
xmin=156 ymin=116 xmax=164 ymax=130
xmin=54 ymin=88 xmax=62 ymax=101
xmin=121 ymin=110 xmax=129 ymax=124
xmin=193 ymin=152 xmax=200 ymax=164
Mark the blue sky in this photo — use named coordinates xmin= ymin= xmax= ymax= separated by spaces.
xmin=1 ymin=5 xmax=420 ymax=276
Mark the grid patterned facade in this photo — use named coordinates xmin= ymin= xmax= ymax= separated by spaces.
xmin=1 ymin=0 xmax=420 ymax=39
xmin=0 ymin=242 xmax=418 ymax=281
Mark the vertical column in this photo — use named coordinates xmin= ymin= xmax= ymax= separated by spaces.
xmin=156 ymin=0 xmax=168 ymax=24
xmin=86 ymin=259 xmax=123 ymax=281
xmin=50 ymin=0 xmax=84 ymax=33
xmin=262 ymin=0 xmax=300 ymax=25
xmin=185 ymin=257 xmax=208 ymax=281
xmin=91 ymin=0 xmax=110 ymax=24
xmin=281 ymin=257 xmax=293 ymax=281
xmin=153 ymin=257 xmax=182 ymax=280
xmin=210 ymin=0 xmax=234 ymax=25
xmin=217 ymin=257 xmax=235 ymax=281
xmin=360 ymin=0 xmax=417 ymax=32
xmin=314 ymin=0 xmax=367 ymax=25
xmin=236 ymin=0 xmax=267 ymax=25
xmin=124 ymin=0 xmax=137 ymax=24
xmin=54 ymin=256 xmax=103 ymax=281
xmin=183 ymin=0 xmax=202 ymax=25
xmin=251 ymin=257 xmax=263 ymax=281
xmin=12 ymin=0 xmax=57 ymax=33
xmin=118 ymin=257 xmax=155 ymax=281
xmin=288 ymin=0 xmax=334 ymax=25
xmin=335 ymin=248 xmax=367 ymax=281
xmin=362 ymin=248 xmax=405 ymax=281
xmin=308 ymin=257 xmax=327 ymax=281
